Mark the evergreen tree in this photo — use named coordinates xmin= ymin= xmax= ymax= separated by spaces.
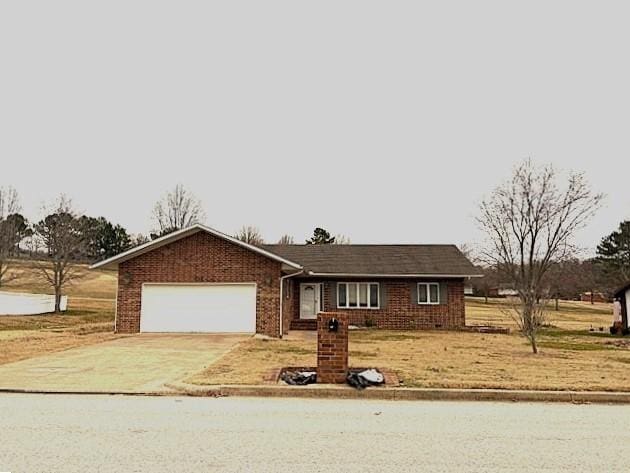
xmin=596 ymin=220 xmax=630 ymax=284
xmin=305 ymin=227 xmax=336 ymax=245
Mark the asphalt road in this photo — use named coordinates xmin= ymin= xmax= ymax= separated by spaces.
xmin=1 ymin=394 xmax=629 ymax=472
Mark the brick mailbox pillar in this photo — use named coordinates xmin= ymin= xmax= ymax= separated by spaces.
xmin=317 ymin=312 xmax=348 ymax=384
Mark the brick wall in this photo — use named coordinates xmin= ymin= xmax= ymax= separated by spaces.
xmin=282 ymin=277 xmax=298 ymax=335
xmin=317 ymin=312 xmax=348 ymax=383
xmin=290 ymin=278 xmax=465 ymax=330
xmin=116 ymin=231 xmax=283 ymax=337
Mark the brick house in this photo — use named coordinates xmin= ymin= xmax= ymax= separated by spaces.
xmin=91 ymin=224 xmax=482 ymax=337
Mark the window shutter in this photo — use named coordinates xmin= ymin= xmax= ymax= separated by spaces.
xmin=329 ymin=282 xmax=337 ymax=309
xmin=440 ymin=282 xmax=448 ymax=305
xmin=379 ymin=282 xmax=387 ymax=308
xmin=411 ymin=283 xmax=418 ymax=305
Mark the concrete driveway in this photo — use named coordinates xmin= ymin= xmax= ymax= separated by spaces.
xmin=0 ymin=334 xmax=248 ymax=393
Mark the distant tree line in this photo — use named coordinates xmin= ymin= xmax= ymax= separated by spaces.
xmin=233 ymin=225 xmax=351 ymax=246
xmin=468 ymin=258 xmax=615 ymax=305
xmin=467 ymin=219 xmax=630 ymax=308
xmin=0 ymin=183 xmax=355 ymax=312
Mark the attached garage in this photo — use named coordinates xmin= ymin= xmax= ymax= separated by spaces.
xmin=140 ymin=283 xmax=257 ymax=333
xmin=90 ymin=225 xmax=303 ymax=337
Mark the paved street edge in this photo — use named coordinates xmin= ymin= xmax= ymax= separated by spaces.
xmin=3 ymin=383 xmax=630 ymax=404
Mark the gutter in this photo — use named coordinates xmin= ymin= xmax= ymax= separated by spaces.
xmin=279 ymin=269 xmax=304 ymax=338
xmin=306 ymin=271 xmax=484 ymax=278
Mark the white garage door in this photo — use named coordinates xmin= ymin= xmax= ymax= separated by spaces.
xmin=140 ymin=284 xmax=256 ymax=333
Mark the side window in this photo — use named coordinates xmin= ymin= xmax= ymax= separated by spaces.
xmin=418 ymin=283 xmax=440 ymax=305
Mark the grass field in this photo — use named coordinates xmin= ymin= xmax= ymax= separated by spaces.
xmin=0 ymin=260 xmax=118 ymax=365
xmin=1 ymin=259 xmax=117 ymax=299
xmin=465 ymin=297 xmax=614 ymax=331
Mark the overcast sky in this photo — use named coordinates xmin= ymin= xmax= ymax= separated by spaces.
xmin=1 ymin=1 xmax=628 ymax=254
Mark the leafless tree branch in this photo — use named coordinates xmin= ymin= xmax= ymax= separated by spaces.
xmin=235 ymin=225 xmax=264 ymax=246
xmin=152 ymin=184 xmax=205 ymax=236
xmin=33 ymin=196 xmax=86 ymax=312
xmin=0 ymin=186 xmax=22 ymax=287
xmin=477 ymin=159 xmax=604 ymax=353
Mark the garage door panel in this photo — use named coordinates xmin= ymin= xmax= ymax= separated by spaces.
xmin=140 ymin=284 xmax=256 ymax=333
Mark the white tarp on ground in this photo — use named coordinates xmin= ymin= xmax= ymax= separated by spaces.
xmin=0 ymin=291 xmax=68 ymax=316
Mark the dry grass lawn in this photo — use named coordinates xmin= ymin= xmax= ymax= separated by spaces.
xmin=188 ymin=297 xmax=630 ymax=391
xmin=466 ymin=297 xmax=613 ymax=331
xmin=3 ymin=261 xmax=628 ymax=392
xmin=0 ymin=260 xmax=118 ymax=365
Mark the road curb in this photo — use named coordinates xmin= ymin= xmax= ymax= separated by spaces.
xmin=165 ymin=382 xmax=630 ymax=404
xmin=0 ymin=387 xmax=172 ymax=396
xmin=4 ymin=383 xmax=630 ymax=404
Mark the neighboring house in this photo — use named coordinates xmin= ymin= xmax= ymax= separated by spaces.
xmin=91 ymin=224 xmax=482 ymax=337
xmin=580 ymin=292 xmax=609 ymax=303
xmin=488 ymin=284 xmax=519 ymax=297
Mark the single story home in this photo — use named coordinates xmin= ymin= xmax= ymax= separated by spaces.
xmin=488 ymin=284 xmax=519 ymax=297
xmin=91 ymin=224 xmax=482 ymax=337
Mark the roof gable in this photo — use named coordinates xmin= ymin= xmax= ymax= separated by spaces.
xmin=90 ymin=224 xmax=303 ymax=270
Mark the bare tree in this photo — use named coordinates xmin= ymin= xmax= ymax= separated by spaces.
xmin=235 ymin=225 xmax=264 ymax=246
xmin=33 ymin=196 xmax=85 ymax=312
xmin=477 ymin=160 xmax=603 ymax=353
xmin=152 ymin=184 xmax=205 ymax=238
xmin=333 ymin=234 xmax=351 ymax=245
xmin=544 ymin=259 xmax=590 ymax=310
xmin=458 ymin=243 xmax=476 ymax=262
xmin=472 ymin=264 xmax=501 ymax=304
xmin=459 ymin=243 xmax=498 ymax=304
xmin=25 ymin=233 xmax=42 ymax=259
xmin=277 ymin=234 xmax=295 ymax=245
xmin=130 ymin=233 xmax=151 ymax=248
xmin=0 ymin=186 xmax=22 ymax=286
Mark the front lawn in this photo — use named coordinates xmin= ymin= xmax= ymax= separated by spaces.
xmin=187 ymin=298 xmax=630 ymax=391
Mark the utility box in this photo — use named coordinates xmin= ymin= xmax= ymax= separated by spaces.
xmin=317 ymin=312 xmax=348 ymax=383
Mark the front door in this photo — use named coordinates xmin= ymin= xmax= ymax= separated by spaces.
xmin=300 ymin=283 xmax=321 ymax=319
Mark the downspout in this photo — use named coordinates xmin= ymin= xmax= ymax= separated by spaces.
xmin=279 ymin=270 xmax=304 ymax=339
xmin=113 ymin=264 xmax=120 ymax=333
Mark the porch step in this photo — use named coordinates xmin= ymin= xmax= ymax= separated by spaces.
xmin=290 ymin=319 xmax=317 ymax=330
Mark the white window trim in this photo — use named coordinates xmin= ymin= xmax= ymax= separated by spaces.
xmin=418 ymin=282 xmax=440 ymax=305
xmin=315 ymin=283 xmax=323 ymax=313
xmin=337 ymin=282 xmax=380 ymax=309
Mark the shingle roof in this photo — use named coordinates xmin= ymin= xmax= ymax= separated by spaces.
xmin=262 ymin=244 xmax=482 ymax=277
